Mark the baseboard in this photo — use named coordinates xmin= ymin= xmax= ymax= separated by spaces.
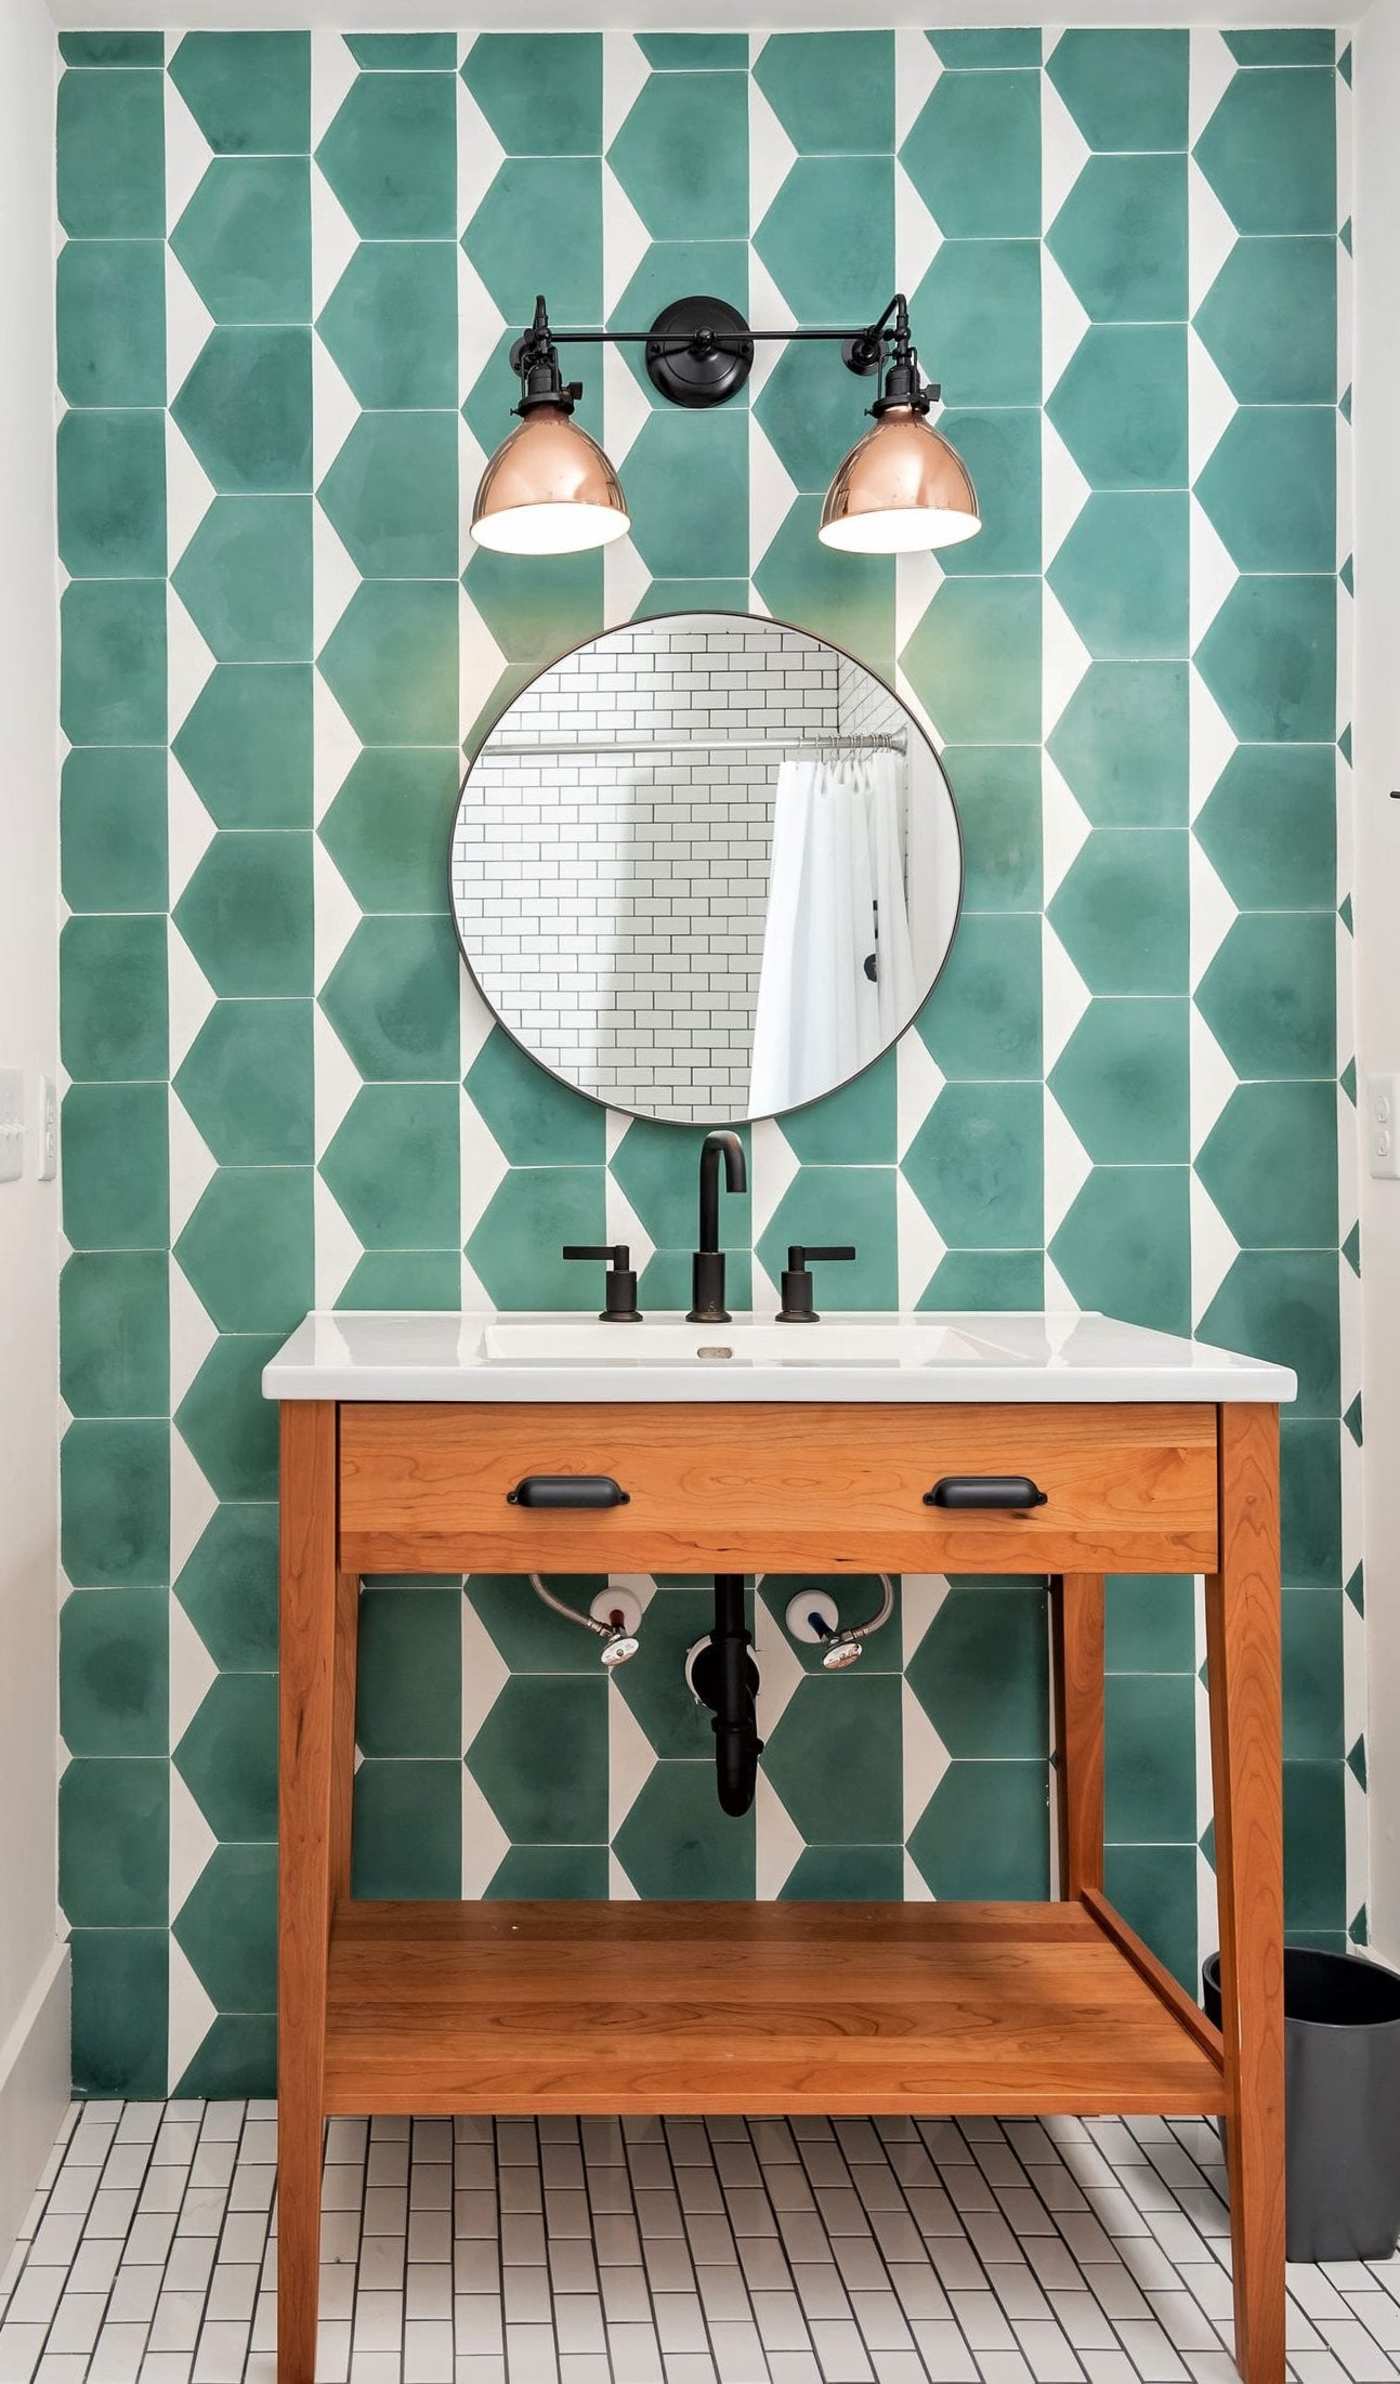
xmin=0 ymin=1940 xmax=69 ymax=2269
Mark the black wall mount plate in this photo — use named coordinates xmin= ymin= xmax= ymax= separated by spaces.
xmin=646 ymin=296 xmax=755 ymax=408
xmin=841 ymin=331 xmax=884 ymax=376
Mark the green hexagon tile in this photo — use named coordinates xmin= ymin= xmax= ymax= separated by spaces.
xmin=55 ymin=29 xmax=1359 ymax=2095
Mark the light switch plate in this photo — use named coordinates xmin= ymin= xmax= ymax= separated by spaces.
xmin=1366 ymin=1072 xmax=1400 ymax=1180
xmin=0 ymin=1068 xmax=22 ymax=1184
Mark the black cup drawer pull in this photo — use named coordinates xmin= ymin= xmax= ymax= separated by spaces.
xmin=507 ymin=1475 xmax=630 ymax=1510
xmin=924 ymin=1475 xmax=1048 ymax=1511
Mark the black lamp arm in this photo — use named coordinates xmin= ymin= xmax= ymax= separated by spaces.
xmin=510 ymin=291 xmax=940 ymax=420
xmin=531 ymin=291 xmax=913 ymax=363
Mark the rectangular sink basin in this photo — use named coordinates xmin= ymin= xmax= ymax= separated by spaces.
xmin=261 ymin=1309 xmax=1297 ymax=1405
xmin=481 ymin=1318 xmax=1021 ymax=1368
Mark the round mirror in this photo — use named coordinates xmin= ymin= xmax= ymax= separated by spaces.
xmin=450 ymin=613 xmax=963 ymax=1127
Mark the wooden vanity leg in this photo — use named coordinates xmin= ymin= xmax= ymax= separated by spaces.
xmin=329 ymin=1570 xmax=360 ymax=1899
xmin=1050 ymin=1574 xmax=1104 ymax=1896
xmin=278 ymin=1402 xmax=339 ymax=2384
xmin=1206 ymin=1404 xmax=1285 ymax=2384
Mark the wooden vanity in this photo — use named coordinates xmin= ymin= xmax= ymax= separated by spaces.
xmin=267 ymin=1312 xmax=1290 ymax=2384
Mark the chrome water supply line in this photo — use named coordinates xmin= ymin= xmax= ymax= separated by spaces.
xmin=526 ymin=1574 xmax=639 ymax=1668
xmin=791 ymin=1574 xmax=896 ymax=1669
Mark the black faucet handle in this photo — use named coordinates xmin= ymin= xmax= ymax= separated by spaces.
xmin=778 ymin=1244 xmax=856 ymax=1323
xmin=562 ymin=1244 xmax=642 ymax=1321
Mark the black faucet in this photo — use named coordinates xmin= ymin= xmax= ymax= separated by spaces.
xmin=687 ymin=1128 xmax=747 ymax=1323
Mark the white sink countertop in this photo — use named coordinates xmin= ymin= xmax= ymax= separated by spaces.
xmin=261 ymin=1310 xmax=1296 ymax=1405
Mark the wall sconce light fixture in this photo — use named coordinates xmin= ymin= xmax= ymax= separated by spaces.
xmin=470 ymin=292 xmax=980 ymax=561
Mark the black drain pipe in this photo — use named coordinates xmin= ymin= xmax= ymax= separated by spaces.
xmin=692 ymin=1574 xmax=763 ymax=1816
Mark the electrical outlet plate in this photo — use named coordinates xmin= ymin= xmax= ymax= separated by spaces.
xmin=0 ymin=1068 xmax=22 ymax=1184
xmin=1366 ymin=1072 xmax=1400 ymax=1180
xmin=36 ymin=1073 xmax=56 ymax=1181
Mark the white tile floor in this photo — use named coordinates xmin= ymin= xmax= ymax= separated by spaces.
xmin=2 ymin=2104 xmax=1398 ymax=2384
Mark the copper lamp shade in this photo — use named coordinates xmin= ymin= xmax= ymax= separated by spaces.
xmin=471 ymin=406 xmax=630 ymax=556
xmin=819 ymin=406 xmax=980 ymax=555
xmin=476 ymin=293 xmax=978 ymax=561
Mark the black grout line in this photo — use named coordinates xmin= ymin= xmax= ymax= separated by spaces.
xmin=5 ymin=2102 xmax=1400 ymax=2384
xmin=633 ymin=2116 xmax=694 ymax=2384
xmin=490 ymin=2115 xmax=521 ymax=2384
xmin=76 ymin=2099 xmax=157 ymax=2381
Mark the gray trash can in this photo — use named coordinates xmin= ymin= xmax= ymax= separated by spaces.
xmin=1203 ymin=1946 xmax=1400 ymax=2263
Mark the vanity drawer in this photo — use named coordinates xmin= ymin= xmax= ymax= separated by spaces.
xmin=338 ymin=1402 xmax=1219 ymax=1574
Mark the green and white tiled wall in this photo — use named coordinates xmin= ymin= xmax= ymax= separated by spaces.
xmin=54 ymin=24 xmax=1361 ymax=2097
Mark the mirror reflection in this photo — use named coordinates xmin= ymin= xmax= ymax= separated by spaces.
xmin=450 ymin=614 xmax=962 ymax=1127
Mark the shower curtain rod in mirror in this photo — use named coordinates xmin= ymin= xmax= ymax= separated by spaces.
xmin=482 ymin=731 xmax=909 ymax=757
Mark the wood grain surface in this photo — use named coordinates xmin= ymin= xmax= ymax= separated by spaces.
xmin=1206 ymin=1404 xmax=1285 ymax=2384
xmin=339 ymin=1401 xmax=1220 ymax=1574
xmin=277 ymin=1402 xmax=340 ymax=2384
xmin=320 ymin=1898 xmax=1228 ymax=2118
xmin=1051 ymin=1573 xmax=1106 ymax=1898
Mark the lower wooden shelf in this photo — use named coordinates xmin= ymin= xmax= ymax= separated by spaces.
xmin=323 ymin=1898 xmax=1227 ymax=2119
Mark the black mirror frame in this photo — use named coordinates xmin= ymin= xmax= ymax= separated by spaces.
xmin=448 ymin=608 xmax=966 ymax=1132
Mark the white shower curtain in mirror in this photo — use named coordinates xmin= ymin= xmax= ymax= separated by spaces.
xmin=865 ymin=747 xmax=915 ymax=1042
xmin=749 ymin=751 xmax=916 ymax=1116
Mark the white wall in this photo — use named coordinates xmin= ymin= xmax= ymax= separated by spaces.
xmin=1355 ymin=0 xmax=1400 ymax=1964
xmin=0 ymin=0 xmax=68 ymax=2265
